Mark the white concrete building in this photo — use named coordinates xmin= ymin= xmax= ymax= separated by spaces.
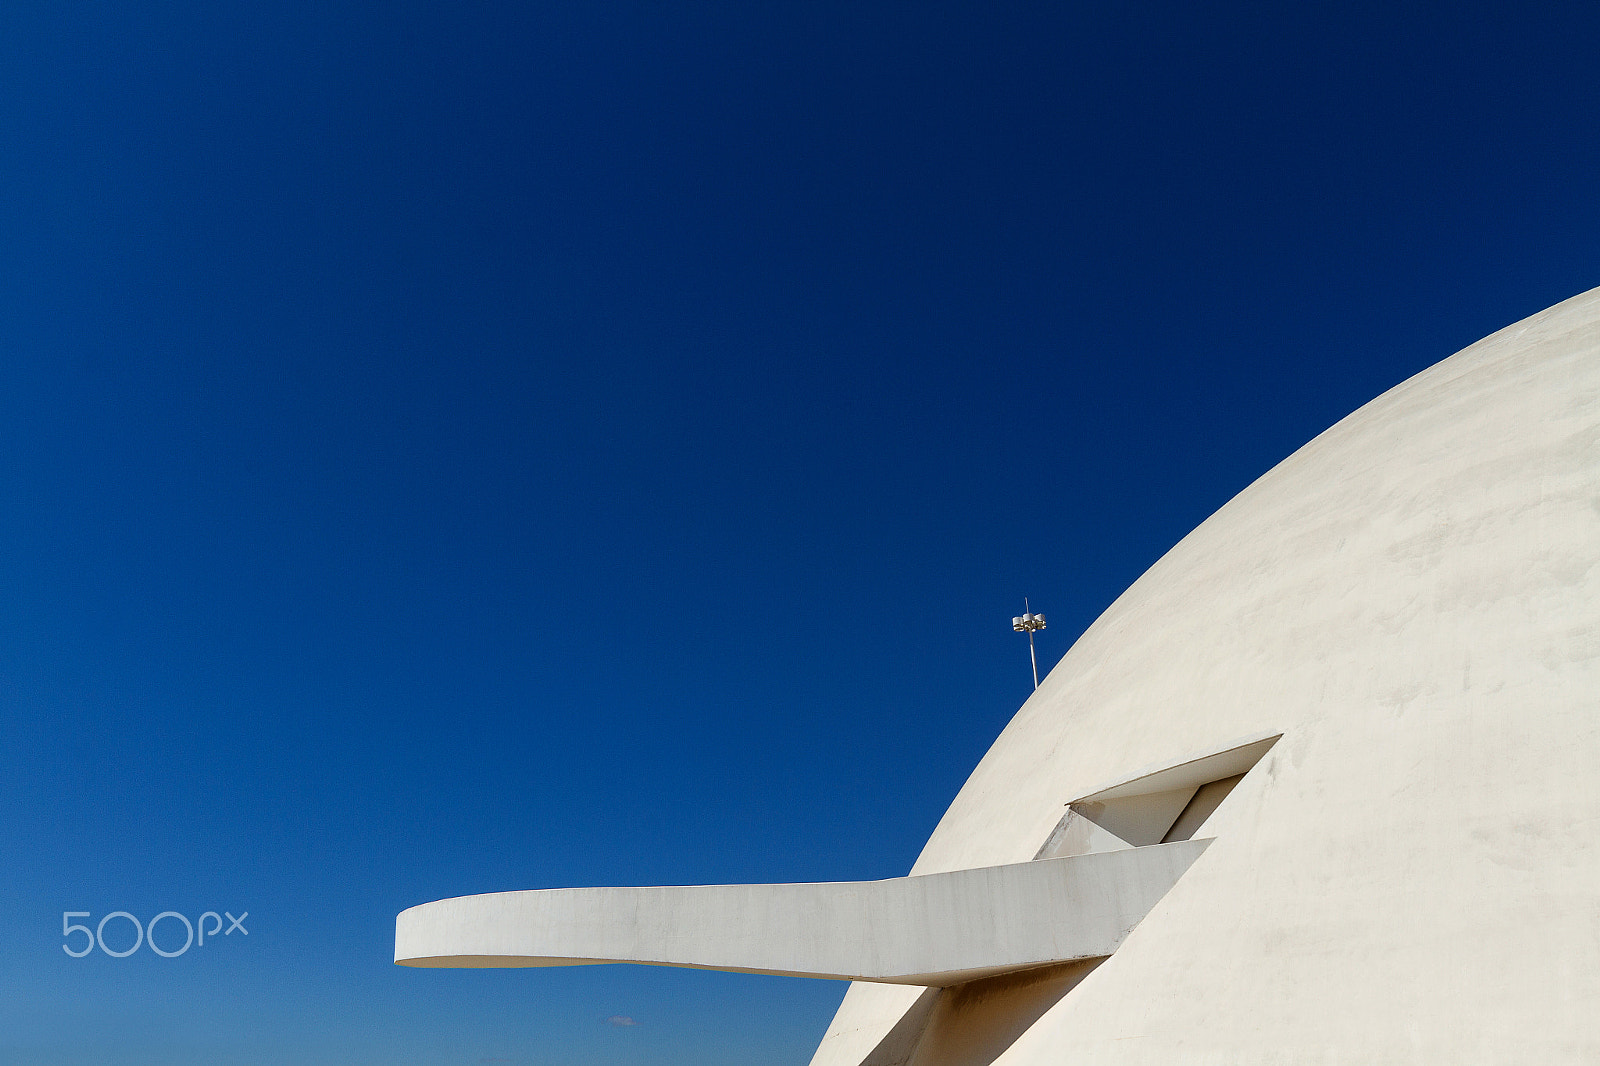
xmin=399 ymin=287 xmax=1600 ymax=1064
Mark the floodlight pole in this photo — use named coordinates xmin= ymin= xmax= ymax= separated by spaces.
xmin=1012 ymin=598 xmax=1046 ymax=690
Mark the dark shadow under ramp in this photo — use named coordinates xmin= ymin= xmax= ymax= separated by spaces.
xmin=860 ymin=959 xmax=1106 ymax=1066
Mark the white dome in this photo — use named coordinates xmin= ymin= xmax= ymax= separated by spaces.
xmin=811 ymin=287 xmax=1600 ymax=1065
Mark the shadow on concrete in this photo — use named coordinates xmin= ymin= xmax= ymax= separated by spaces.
xmin=858 ymin=957 xmax=1107 ymax=1066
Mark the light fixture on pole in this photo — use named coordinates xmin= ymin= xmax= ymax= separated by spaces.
xmin=1012 ymin=598 xmax=1046 ymax=690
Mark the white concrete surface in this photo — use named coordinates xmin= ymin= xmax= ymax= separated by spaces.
xmin=810 ymin=287 xmax=1600 ymax=1064
xmin=395 ymin=839 xmax=1208 ymax=984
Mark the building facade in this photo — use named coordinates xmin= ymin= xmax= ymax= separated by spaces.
xmin=400 ymin=288 xmax=1600 ymax=1065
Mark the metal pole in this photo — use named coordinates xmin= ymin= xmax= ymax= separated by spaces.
xmin=1013 ymin=599 xmax=1046 ymax=692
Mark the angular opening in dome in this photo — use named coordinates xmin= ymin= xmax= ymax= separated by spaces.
xmin=1034 ymin=732 xmax=1279 ymax=860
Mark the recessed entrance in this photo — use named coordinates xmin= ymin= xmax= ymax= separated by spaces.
xmin=1035 ymin=733 xmax=1280 ymax=860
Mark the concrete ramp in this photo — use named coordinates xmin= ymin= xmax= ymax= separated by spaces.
xmin=394 ymin=839 xmax=1209 ymax=985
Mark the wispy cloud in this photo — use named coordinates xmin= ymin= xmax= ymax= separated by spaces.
xmin=605 ymin=1015 xmax=638 ymax=1028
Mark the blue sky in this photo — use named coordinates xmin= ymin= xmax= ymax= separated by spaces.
xmin=1 ymin=1 xmax=1597 ymax=1062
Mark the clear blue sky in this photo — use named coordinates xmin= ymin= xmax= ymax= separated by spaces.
xmin=1 ymin=2 xmax=1596 ymax=1062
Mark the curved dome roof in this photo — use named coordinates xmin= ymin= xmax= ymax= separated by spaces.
xmin=812 ymin=288 xmax=1600 ymax=1065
